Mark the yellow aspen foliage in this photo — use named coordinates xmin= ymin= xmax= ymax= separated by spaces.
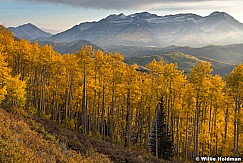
xmin=5 ymin=75 xmax=26 ymax=107
xmin=0 ymin=53 xmax=8 ymax=102
xmin=1 ymin=25 xmax=243 ymax=161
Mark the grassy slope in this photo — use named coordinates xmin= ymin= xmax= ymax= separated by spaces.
xmin=0 ymin=108 xmax=111 ymax=163
xmin=105 ymin=44 xmax=243 ymax=64
xmin=106 ymin=44 xmax=239 ymax=76
xmin=125 ymin=52 xmax=202 ymax=74
xmin=0 ymin=108 xmax=165 ymax=163
xmin=124 ymin=52 xmax=235 ymax=76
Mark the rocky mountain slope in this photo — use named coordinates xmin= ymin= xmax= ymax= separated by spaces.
xmin=46 ymin=11 xmax=243 ymax=47
xmin=8 ymin=23 xmax=52 ymax=40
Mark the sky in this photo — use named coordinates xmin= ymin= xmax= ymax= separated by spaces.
xmin=1 ymin=0 xmax=243 ymax=33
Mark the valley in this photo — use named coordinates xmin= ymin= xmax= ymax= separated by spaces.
xmin=1 ymin=9 xmax=243 ymax=162
xmin=8 ymin=11 xmax=243 ymax=76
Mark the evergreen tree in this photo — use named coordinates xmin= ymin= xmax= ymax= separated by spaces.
xmin=149 ymin=97 xmax=173 ymax=160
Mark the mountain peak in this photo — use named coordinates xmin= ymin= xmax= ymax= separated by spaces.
xmin=8 ymin=23 xmax=52 ymax=40
xmin=19 ymin=23 xmax=37 ymax=28
xmin=134 ymin=11 xmax=152 ymax=16
xmin=129 ymin=12 xmax=158 ymax=19
xmin=209 ymin=11 xmax=230 ymax=17
xmin=105 ymin=13 xmax=126 ymax=20
xmin=118 ymin=13 xmax=125 ymax=16
xmin=206 ymin=11 xmax=239 ymax=23
xmin=25 ymin=23 xmax=35 ymax=26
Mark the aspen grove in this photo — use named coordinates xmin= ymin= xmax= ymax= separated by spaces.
xmin=0 ymin=25 xmax=243 ymax=161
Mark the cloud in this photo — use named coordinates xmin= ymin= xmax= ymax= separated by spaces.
xmin=19 ymin=0 xmax=224 ymax=10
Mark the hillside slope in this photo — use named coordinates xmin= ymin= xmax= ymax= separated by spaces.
xmin=0 ymin=108 xmax=164 ymax=163
xmin=0 ymin=108 xmax=111 ymax=163
xmin=37 ymin=40 xmax=104 ymax=54
xmin=124 ymin=52 xmax=235 ymax=76
xmin=107 ymin=45 xmax=239 ymax=75
xmin=124 ymin=52 xmax=202 ymax=73
xmin=105 ymin=44 xmax=243 ymax=64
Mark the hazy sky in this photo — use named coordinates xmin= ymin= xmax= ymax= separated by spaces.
xmin=1 ymin=0 xmax=243 ymax=32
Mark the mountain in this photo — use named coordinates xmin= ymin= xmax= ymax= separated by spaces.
xmin=37 ymin=40 xmax=104 ymax=54
xmin=106 ymin=43 xmax=243 ymax=64
xmin=166 ymin=44 xmax=243 ymax=65
xmin=124 ymin=52 xmax=235 ymax=76
xmin=125 ymin=52 xmax=202 ymax=73
xmin=106 ymin=43 xmax=243 ymax=76
xmin=46 ymin=11 xmax=243 ymax=47
xmin=8 ymin=23 xmax=52 ymax=40
xmin=41 ymin=28 xmax=62 ymax=35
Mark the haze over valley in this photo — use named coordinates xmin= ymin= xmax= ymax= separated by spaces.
xmin=8 ymin=11 xmax=243 ymax=75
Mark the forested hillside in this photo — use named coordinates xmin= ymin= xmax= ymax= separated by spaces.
xmin=0 ymin=25 xmax=243 ymax=162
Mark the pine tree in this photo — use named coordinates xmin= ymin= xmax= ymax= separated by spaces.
xmin=149 ymin=97 xmax=173 ymax=160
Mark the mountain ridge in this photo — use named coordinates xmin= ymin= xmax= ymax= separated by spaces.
xmin=37 ymin=39 xmax=104 ymax=54
xmin=8 ymin=23 xmax=52 ymax=40
xmin=105 ymin=43 xmax=243 ymax=63
xmin=8 ymin=11 xmax=243 ymax=48
xmin=43 ymin=11 xmax=243 ymax=47
xmin=106 ymin=43 xmax=243 ymax=76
